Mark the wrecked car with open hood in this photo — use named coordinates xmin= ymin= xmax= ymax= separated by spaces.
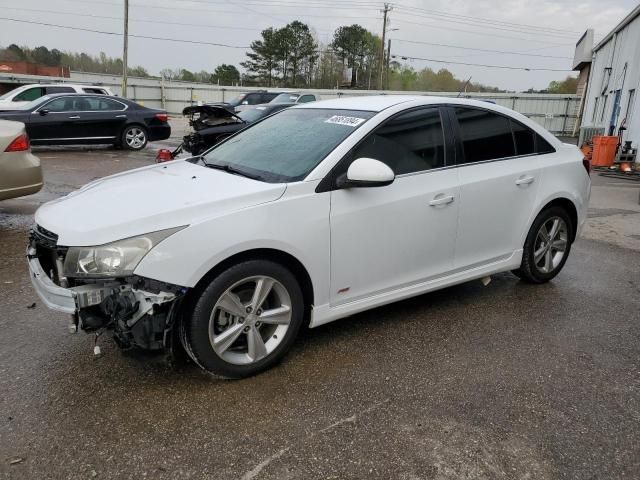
xmin=176 ymin=103 xmax=294 ymax=156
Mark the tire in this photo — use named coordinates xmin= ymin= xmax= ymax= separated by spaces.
xmin=183 ymin=260 xmax=305 ymax=378
xmin=512 ymin=206 xmax=573 ymax=283
xmin=121 ymin=125 xmax=148 ymax=150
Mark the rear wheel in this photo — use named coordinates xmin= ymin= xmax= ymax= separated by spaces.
xmin=182 ymin=260 xmax=304 ymax=378
xmin=122 ymin=125 xmax=148 ymax=150
xmin=513 ymin=206 xmax=573 ymax=283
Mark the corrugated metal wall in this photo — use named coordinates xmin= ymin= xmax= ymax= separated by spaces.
xmin=581 ymin=10 xmax=640 ymax=145
xmin=0 ymin=71 xmax=581 ymax=134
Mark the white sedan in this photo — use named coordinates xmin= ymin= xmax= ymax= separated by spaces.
xmin=27 ymin=96 xmax=590 ymax=378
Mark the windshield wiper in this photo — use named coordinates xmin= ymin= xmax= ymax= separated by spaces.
xmin=201 ymin=159 xmax=262 ymax=181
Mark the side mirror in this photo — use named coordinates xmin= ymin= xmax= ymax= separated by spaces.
xmin=241 ymin=100 xmax=249 ymax=105
xmin=336 ymin=158 xmax=395 ymax=189
xmin=39 ymin=109 xmax=49 ymax=116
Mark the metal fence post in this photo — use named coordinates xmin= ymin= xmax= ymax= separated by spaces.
xmin=562 ymin=97 xmax=570 ymax=135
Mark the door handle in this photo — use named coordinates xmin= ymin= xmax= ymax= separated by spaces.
xmin=68 ymin=115 xmax=80 ymax=119
xmin=115 ymin=114 xmax=127 ymax=118
xmin=429 ymin=195 xmax=455 ymax=206
xmin=516 ymin=176 xmax=535 ymax=186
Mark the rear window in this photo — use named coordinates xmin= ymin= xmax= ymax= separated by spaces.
xmin=45 ymin=86 xmax=75 ymax=94
xmin=536 ymin=134 xmax=556 ymax=154
xmin=511 ymin=120 xmax=535 ymax=156
xmin=455 ymin=107 xmax=515 ymax=163
xmin=82 ymin=88 xmax=108 ymax=94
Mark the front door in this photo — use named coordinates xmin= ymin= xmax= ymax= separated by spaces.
xmin=329 ymin=107 xmax=459 ymax=306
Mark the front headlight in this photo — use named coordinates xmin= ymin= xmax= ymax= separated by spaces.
xmin=63 ymin=227 xmax=185 ymax=278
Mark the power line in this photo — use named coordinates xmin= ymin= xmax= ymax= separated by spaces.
xmin=393 ymin=11 xmax=576 ymax=39
xmin=0 ymin=17 xmax=250 ymax=48
xmin=0 ymin=5 xmax=308 ymax=33
xmin=391 ymin=53 xmax=574 ymax=72
xmin=391 ymin=39 xmax=573 ymax=59
xmin=389 ymin=17 xmax=575 ymax=45
xmin=393 ymin=3 xmax=583 ymax=36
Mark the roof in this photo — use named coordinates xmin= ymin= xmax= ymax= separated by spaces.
xmin=594 ymin=4 xmax=640 ymax=51
xmin=296 ymin=95 xmax=427 ymax=112
xmin=295 ymin=94 xmax=516 ymax=113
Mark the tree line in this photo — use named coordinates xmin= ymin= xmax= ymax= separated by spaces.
xmin=1 ymin=21 xmax=578 ymax=94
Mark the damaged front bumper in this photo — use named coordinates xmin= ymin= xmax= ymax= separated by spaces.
xmin=27 ymin=244 xmax=186 ymax=351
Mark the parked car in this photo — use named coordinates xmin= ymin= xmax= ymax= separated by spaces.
xmin=177 ymin=102 xmax=294 ymax=156
xmin=0 ymin=120 xmax=42 ymax=201
xmin=269 ymin=92 xmax=319 ymax=104
xmin=0 ymin=84 xmax=114 ymax=111
xmin=222 ymin=90 xmax=280 ymax=112
xmin=27 ymin=96 xmax=590 ymax=378
xmin=0 ymin=94 xmax=170 ymax=150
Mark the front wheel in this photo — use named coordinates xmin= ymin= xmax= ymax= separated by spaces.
xmin=122 ymin=125 xmax=148 ymax=150
xmin=182 ymin=260 xmax=305 ymax=378
xmin=513 ymin=206 xmax=573 ymax=283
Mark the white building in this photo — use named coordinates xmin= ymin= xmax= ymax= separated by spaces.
xmin=578 ymin=5 xmax=640 ymax=146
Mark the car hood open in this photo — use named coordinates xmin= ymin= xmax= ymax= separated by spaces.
xmin=35 ymin=160 xmax=286 ymax=246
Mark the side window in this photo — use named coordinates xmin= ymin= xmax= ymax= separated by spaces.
xmin=535 ymin=134 xmax=555 ymax=154
xmin=45 ymin=86 xmax=75 ymax=94
xmin=511 ymin=120 xmax=535 ymax=156
xmin=263 ymin=93 xmax=278 ymax=103
xmin=42 ymin=97 xmax=76 ymax=112
xmin=14 ymin=87 xmax=45 ymax=102
xmin=84 ymin=97 xmax=125 ymax=111
xmin=351 ymin=108 xmax=446 ymax=175
xmin=246 ymin=94 xmax=262 ymax=105
xmin=298 ymin=95 xmax=315 ymax=103
xmin=455 ymin=107 xmax=515 ymax=163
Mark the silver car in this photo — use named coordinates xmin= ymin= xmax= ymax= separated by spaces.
xmin=0 ymin=120 xmax=43 ymax=201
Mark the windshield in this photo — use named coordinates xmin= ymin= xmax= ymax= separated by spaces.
xmin=271 ymin=93 xmax=299 ymax=104
xmin=227 ymin=94 xmax=247 ymax=107
xmin=0 ymin=90 xmax=17 ymax=101
xmin=237 ymin=106 xmax=270 ymax=123
xmin=202 ymin=108 xmax=375 ymax=183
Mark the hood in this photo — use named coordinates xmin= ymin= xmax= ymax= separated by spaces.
xmin=182 ymin=104 xmax=243 ymax=122
xmin=35 ymin=160 xmax=286 ymax=246
xmin=0 ymin=103 xmax=27 ymax=112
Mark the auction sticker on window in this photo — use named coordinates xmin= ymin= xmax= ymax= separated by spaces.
xmin=325 ymin=115 xmax=366 ymax=127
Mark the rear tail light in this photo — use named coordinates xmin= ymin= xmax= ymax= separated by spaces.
xmin=582 ymin=157 xmax=591 ymax=175
xmin=155 ymin=113 xmax=168 ymax=122
xmin=4 ymin=133 xmax=29 ymax=152
xmin=156 ymin=149 xmax=174 ymax=163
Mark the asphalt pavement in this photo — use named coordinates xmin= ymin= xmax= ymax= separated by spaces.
xmin=0 ymin=141 xmax=639 ymax=480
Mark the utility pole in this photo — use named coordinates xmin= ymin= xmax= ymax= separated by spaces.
xmin=386 ymin=38 xmax=391 ymax=89
xmin=121 ymin=0 xmax=129 ymax=98
xmin=378 ymin=3 xmax=391 ymax=90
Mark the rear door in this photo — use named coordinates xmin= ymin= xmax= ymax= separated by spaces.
xmin=450 ymin=107 xmax=543 ymax=269
xmin=74 ymin=96 xmax=128 ymax=139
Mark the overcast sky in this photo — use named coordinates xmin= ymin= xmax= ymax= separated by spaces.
xmin=0 ymin=0 xmax=636 ymax=91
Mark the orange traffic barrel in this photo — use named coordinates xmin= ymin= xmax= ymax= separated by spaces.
xmin=592 ymin=136 xmax=618 ymax=167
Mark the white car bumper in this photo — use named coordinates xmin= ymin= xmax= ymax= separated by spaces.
xmin=27 ymin=251 xmax=77 ymax=314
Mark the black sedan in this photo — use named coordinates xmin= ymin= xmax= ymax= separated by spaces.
xmin=178 ymin=102 xmax=294 ymax=156
xmin=0 ymin=94 xmax=171 ymax=150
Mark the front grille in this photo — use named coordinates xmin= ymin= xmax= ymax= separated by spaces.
xmin=32 ymin=224 xmax=59 ymax=248
xmin=30 ymin=224 xmax=66 ymax=284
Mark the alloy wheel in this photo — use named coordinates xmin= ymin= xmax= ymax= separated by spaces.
xmin=533 ymin=216 xmax=568 ymax=274
xmin=208 ymin=276 xmax=292 ymax=365
xmin=125 ymin=127 xmax=146 ymax=149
